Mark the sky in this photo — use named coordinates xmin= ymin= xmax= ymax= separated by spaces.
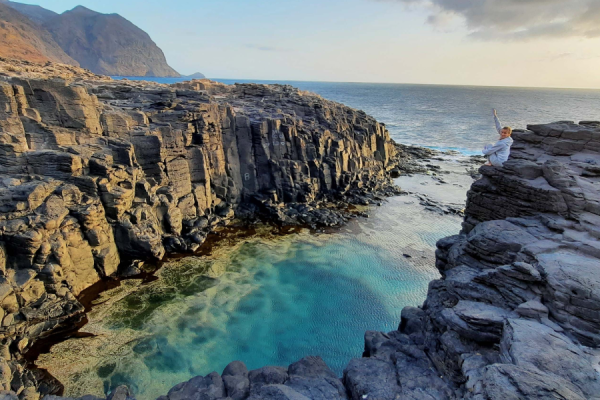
xmin=19 ymin=0 xmax=600 ymax=88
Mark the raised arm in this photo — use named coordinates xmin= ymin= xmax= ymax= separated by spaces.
xmin=493 ymin=109 xmax=502 ymax=134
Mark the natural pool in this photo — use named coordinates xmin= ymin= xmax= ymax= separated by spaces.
xmin=37 ymin=183 xmax=464 ymax=400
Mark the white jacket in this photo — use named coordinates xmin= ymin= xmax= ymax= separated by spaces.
xmin=483 ymin=111 xmax=513 ymax=167
xmin=483 ymin=137 xmax=513 ymax=167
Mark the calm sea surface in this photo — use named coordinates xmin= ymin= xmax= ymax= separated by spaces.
xmin=45 ymin=77 xmax=599 ymax=398
xmin=116 ymin=76 xmax=600 ymax=155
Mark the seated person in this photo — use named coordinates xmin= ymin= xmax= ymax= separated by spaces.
xmin=483 ymin=109 xmax=513 ymax=167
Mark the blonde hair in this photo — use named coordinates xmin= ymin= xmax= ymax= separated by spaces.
xmin=503 ymin=126 xmax=513 ymax=136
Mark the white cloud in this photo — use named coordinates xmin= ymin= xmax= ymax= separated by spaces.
xmin=378 ymin=0 xmax=600 ymax=40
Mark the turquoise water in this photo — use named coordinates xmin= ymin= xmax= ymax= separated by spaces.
xmin=38 ymin=195 xmax=462 ymax=399
xmin=114 ymin=76 xmax=600 ymax=155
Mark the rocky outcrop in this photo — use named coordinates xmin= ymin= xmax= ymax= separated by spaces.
xmin=0 ymin=3 xmax=78 ymax=66
xmin=337 ymin=121 xmax=600 ymax=399
xmin=76 ymin=121 xmax=599 ymax=400
xmin=0 ymin=59 xmax=400 ymax=398
xmin=41 ymin=6 xmax=179 ymax=77
xmin=354 ymin=121 xmax=600 ymax=399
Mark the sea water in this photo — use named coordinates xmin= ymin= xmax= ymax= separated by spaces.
xmin=37 ymin=194 xmax=462 ymax=399
xmin=115 ymin=76 xmax=600 ymax=155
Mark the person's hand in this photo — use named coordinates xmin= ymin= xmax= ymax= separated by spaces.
xmin=493 ymin=108 xmax=497 ymax=116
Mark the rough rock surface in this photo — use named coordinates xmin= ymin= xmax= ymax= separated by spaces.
xmin=0 ymin=59 xmax=401 ymax=398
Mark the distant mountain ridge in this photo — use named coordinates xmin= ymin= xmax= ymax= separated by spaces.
xmin=0 ymin=1 xmax=180 ymax=77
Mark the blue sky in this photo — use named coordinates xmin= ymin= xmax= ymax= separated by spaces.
xmin=20 ymin=0 xmax=600 ymax=88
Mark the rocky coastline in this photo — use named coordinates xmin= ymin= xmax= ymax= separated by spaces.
xmin=0 ymin=58 xmax=599 ymax=399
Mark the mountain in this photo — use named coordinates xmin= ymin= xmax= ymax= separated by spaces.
xmin=0 ymin=2 xmax=78 ymax=65
xmin=42 ymin=5 xmax=180 ymax=77
xmin=1 ymin=0 xmax=57 ymax=24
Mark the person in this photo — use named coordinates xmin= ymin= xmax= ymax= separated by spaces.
xmin=483 ymin=109 xmax=513 ymax=166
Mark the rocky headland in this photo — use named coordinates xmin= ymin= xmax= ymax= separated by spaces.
xmin=0 ymin=58 xmax=599 ymax=399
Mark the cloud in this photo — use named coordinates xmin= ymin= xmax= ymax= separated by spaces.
xmin=244 ymin=44 xmax=292 ymax=52
xmin=378 ymin=0 xmax=600 ymax=40
xmin=544 ymin=52 xmax=600 ymax=61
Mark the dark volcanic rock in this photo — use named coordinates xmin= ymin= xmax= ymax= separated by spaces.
xmin=42 ymin=6 xmax=179 ymax=77
xmin=286 ymin=357 xmax=346 ymax=400
xmin=481 ymin=364 xmax=586 ymax=400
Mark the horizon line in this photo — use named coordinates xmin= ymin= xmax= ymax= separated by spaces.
xmin=114 ymin=75 xmax=600 ymax=91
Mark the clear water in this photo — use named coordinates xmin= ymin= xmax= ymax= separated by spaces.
xmin=114 ymin=76 xmax=600 ymax=155
xmin=38 ymin=195 xmax=462 ymax=399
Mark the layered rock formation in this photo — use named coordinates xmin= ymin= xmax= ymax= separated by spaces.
xmin=0 ymin=59 xmax=398 ymax=398
xmin=390 ymin=120 xmax=600 ymax=399
xmin=74 ymin=123 xmax=600 ymax=399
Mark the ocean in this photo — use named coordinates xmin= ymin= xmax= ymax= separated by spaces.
xmin=115 ymin=76 xmax=600 ymax=155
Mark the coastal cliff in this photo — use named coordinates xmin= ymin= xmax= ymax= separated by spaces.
xmin=0 ymin=59 xmax=399 ymax=398
xmin=0 ymin=58 xmax=599 ymax=400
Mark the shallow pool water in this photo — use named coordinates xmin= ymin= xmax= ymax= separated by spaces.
xmin=37 ymin=191 xmax=463 ymax=399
